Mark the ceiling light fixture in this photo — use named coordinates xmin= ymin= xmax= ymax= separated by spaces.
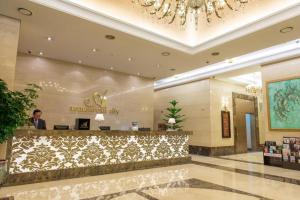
xmin=105 ymin=35 xmax=116 ymax=40
xmin=132 ymin=0 xmax=251 ymax=29
xmin=155 ymin=38 xmax=300 ymax=90
xmin=110 ymin=67 xmax=114 ymax=70
xmin=17 ymin=8 xmax=32 ymax=16
xmin=211 ymin=52 xmax=220 ymax=56
xmin=161 ymin=52 xmax=170 ymax=56
xmin=137 ymin=72 xmax=141 ymax=76
xmin=128 ymin=57 xmax=133 ymax=61
xmin=78 ymin=60 xmax=82 ymax=64
xmin=39 ymin=51 xmax=44 ymax=56
xmin=280 ymin=26 xmax=294 ymax=34
xmin=92 ymin=48 xmax=98 ymax=52
xmin=47 ymin=36 xmax=53 ymax=41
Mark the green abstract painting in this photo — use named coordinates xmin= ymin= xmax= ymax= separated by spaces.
xmin=267 ymin=77 xmax=300 ymax=130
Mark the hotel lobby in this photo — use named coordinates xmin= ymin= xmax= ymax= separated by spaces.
xmin=0 ymin=0 xmax=300 ymax=199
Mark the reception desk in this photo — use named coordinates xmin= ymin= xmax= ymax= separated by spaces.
xmin=5 ymin=129 xmax=192 ymax=185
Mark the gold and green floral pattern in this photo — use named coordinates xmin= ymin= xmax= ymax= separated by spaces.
xmin=9 ymin=134 xmax=189 ymax=174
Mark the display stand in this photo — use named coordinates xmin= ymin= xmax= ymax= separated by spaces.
xmin=263 ymin=137 xmax=300 ymax=171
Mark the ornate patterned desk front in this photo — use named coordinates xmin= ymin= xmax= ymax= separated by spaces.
xmin=5 ymin=130 xmax=191 ymax=185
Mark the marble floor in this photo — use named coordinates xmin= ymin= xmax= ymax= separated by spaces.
xmin=0 ymin=152 xmax=299 ymax=200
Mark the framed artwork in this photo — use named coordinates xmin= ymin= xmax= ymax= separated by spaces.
xmin=221 ymin=111 xmax=231 ymax=138
xmin=267 ymin=77 xmax=300 ymax=131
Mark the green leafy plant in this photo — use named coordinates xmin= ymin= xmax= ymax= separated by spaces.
xmin=0 ymin=79 xmax=41 ymax=143
xmin=164 ymin=100 xmax=185 ymax=130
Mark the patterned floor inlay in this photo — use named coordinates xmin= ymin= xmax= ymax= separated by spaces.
xmin=192 ymin=160 xmax=300 ymax=185
xmin=81 ymin=178 xmax=271 ymax=200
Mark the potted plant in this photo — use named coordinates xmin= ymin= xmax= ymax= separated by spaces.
xmin=0 ymin=79 xmax=41 ymax=184
xmin=164 ymin=100 xmax=185 ymax=131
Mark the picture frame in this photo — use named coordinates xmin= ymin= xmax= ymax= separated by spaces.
xmin=266 ymin=76 xmax=300 ymax=131
xmin=221 ymin=111 xmax=231 ymax=138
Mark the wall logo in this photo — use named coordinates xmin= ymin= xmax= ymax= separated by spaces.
xmin=69 ymin=90 xmax=119 ymax=115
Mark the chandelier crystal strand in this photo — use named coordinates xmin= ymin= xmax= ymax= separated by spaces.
xmin=132 ymin=0 xmax=251 ymax=29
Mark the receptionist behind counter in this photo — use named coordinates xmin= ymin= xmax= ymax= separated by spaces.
xmin=29 ymin=109 xmax=47 ymax=130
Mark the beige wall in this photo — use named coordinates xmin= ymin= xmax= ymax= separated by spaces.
xmin=0 ymin=15 xmax=20 ymax=160
xmin=154 ymin=80 xmax=211 ymax=146
xmin=0 ymin=15 xmax=20 ymax=90
xmin=15 ymin=54 xmax=154 ymax=130
xmin=210 ymin=79 xmax=264 ymax=146
xmin=154 ymin=78 xmax=264 ymax=148
xmin=210 ymin=79 xmax=244 ymax=147
xmin=210 ymin=79 xmax=265 ymax=147
xmin=262 ymin=57 xmax=300 ymax=144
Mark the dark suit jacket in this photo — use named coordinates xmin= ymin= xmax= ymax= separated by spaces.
xmin=29 ymin=118 xmax=47 ymax=130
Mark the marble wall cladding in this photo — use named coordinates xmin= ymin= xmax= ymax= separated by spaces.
xmin=210 ymin=79 xmax=264 ymax=147
xmin=8 ymin=133 xmax=189 ymax=174
xmin=0 ymin=15 xmax=20 ymax=89
xmin=0 ymin=15 xmax=20 ymax=160
xmin=154 ymin=80 xmax=211 ymax=147
xmin=261 ymin=57 xmax=300 ymax=144
xmin=154 ymin=78 xmax=264 ymax=149
xmin=14 ymin=54 xmax=154 ymax=130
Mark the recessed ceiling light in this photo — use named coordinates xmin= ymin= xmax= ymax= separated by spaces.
xmin=110 ymin=67 xmax=114 ymax=70
xmin=137 ymin=72 xmax=141 ymax=76
xmin=280 ymin=26 xmax=294 ymax=34
xmin=78 ymin=60 xmax=82 ymax=64
xmin=92 ymin=48 xmax=98 ymax=52
xmin=225 ymin=59 xmax=233 ymax=63
xmin=161 ymin=52 xmax=170 ymax=56
xmin=17 ymin=8 xmax=32 ymax=16
xmin=105 ymin=35 xmax=116 ymax=40
xmin=211 ymin=52 xmax=220 ymax=56
xmin=128 ymin=57 xmax=132 ymax=61
xmin=47 ymin=36 xmax=53 ymax=41
xmin=39 ymin=51 xmax=44 ymax=56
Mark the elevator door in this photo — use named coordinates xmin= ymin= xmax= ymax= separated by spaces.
xmin=234 ymin=98 xmax=255 ymax=154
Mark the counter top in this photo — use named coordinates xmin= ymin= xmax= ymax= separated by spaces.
xmin=14 ymin=129 xmax=193 ymax=137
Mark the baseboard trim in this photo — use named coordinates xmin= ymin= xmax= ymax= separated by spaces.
xmin=189 ymin=145 xmax=235 ymax=156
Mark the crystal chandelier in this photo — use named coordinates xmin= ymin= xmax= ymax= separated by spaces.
xmin=132 ymin=0 xmax=250 ymax=28
xmin=245 ymin=84 xmax=261 ymax=95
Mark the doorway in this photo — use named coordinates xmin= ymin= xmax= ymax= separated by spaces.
xmin=232 ymin=93 xmax=259 ymax=154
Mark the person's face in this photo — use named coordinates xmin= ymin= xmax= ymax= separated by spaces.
xmin=33 ymin=112 xmax=42 ymax=120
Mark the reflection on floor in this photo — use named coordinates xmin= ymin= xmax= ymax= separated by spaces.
xmin=0 ymin=152 xmax=299 ymax=200
xmin=219 ymin=152 xmax=264 ymax=164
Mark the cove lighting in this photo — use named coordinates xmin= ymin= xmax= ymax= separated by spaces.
xmin=154 ymin=39 xmax=300 ymax=90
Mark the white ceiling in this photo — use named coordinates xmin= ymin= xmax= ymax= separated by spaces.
xmin=0 ymin=0 xmax=300 ymax=79
xmin=216 ymin=66 xmax=262 ymax=86
xmin=48 ymin=0 xmax=300 ymax=52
